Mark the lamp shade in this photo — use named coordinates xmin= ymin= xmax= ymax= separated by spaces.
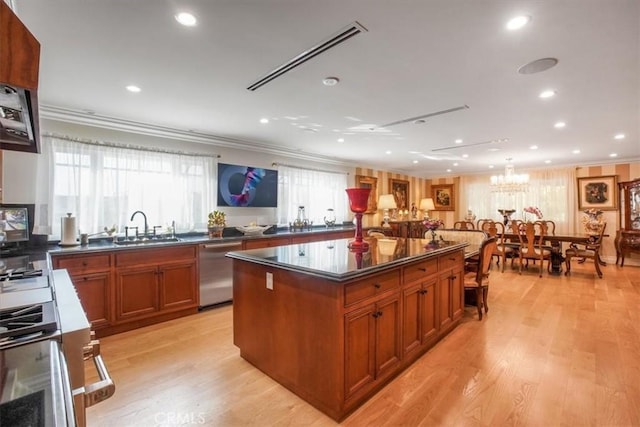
xmin=419 ymin=198 xmax=435 ymax=211
xmin=378 ymin=194 xmax=397 ymax=210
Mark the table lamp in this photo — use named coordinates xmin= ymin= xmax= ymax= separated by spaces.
xmin=419 ymin=198 xmax=435 ymax=219
xmin=378 ymin=194 xmax=397 ymax=228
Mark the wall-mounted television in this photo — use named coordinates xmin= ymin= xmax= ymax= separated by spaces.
xmin=217 ymin=163 xmax=278 ymax=208
xmin=0 ymin=206 xmax=29 ymax=243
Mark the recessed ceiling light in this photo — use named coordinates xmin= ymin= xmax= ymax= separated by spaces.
xmin=539 ymin=90 xmax=556 ymax=99
xmin=322 ymin=77 xmax=339 ymax=86
xmin=175 ymin=12 xmax=197 ymax=26
xmin=260 ymin=118 xmax=269 ymax=124
xmin=462 ymin=154 xmax=469 ymax=158
xmin=572 ymin=149 xmax=581 ymax=154
xmin=530 ymin=145 xmax=538 ymax=150
xmin=385 ymin=150 xmax=392 ymax=155
xmin=446 ymin=169 xmax=452 ymax=173
xmin=412 ymin=160 xmax=419 ymax=164
xmin=453 ymin=163 xmax=459 ymax=166
xmin=544 ymin=160 xmax=552 ymax=164
xmin=337 ymin=138 xmax=344 ymax=142
xmin=610 ymin=153 xmax=618 ymax=157
xmin=518 ymin=57 xmax=558 ymax=74
xmin=506 ymin=15 xmax=531 ymax=30
xmin=455 ymin=139 xmax=463 ymax=144
xmin=126 ymin=85 xmax=141 ymax=93
xmin=554 ymin=122 xmax=566 ymax=128
xmin=614 ymin=133 xmax=625 ymax=140
xmin=488 ymin=165 xmax=494 ymax=169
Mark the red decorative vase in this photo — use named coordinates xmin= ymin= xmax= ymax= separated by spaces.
xmin=345 ymin=187 xmax=371 ymax=250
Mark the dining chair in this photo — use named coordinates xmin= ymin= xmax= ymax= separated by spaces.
xmin=565 ymin=222 xmax=607 ymax=278
xmin=453 ymin=221 xmax=475 ymax=230
xmin=464 ymin=236 xmax=497 ymax=320
xmin=476 ymin=218 xmax=493 ymax=231
xmin=480 ymin=220 xmax=513 ymax=272
xmin=540 ymin=220 xmax=556 ymax=236
xmin=515 ymin=221 xmax=551 ymax=277
xmin=367 ymin=229 xmax=387 ymax=238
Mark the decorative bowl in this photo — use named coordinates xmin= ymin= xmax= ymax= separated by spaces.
xmin=236 ymin=225 xmax=271 ymax=236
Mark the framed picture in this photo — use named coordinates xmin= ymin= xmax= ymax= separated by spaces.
xmin=577 ymin=175 xmax=618 ymax=210
xmin=431 ymin=184 xmax=455 ymax=211
xmin=389 ymin=178 xmax=410 ymax=211
xmin=355 ymin=175 xmax=378 ymax=214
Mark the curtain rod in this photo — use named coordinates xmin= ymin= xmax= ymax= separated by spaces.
xmin=44 ymin=132 xmax=221 ymax=158
xmin=272 ymin=162 xmax=349 ymax=175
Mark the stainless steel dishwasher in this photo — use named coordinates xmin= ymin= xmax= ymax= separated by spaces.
xmin=199 ymin=241 xmax=242 ymax=308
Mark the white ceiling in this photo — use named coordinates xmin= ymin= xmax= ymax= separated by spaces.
xmin=12 ymin=0 xmax=640 ymax=177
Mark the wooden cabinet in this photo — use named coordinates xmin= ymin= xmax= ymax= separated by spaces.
xmin=402 ymin=276 xmax=437 ymax=358
xmin=115 ymin=246 xmax=198 ymax=321
xmin=50 ymin=253 xmax=113 ymax=330
xmin=438 ymin=255 xmax=464 ymax=330
xmin=51 ymin=244 xmax=198 ymax=337
xmin=344 ymin=293 xmax=401 ymax=400
xmin=243 ymin=236 xmax=291 ymax=249
xmin=616 ymin=179 xmax=640 ymax=266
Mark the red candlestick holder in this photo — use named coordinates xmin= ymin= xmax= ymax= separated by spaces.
xmin=345 ymin=187 xmax=371 ymax=251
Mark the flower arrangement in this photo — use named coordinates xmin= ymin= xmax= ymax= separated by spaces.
xmin=423 ymin=218 xmax=444 ymax=231
xmin=582 ymin=208 xmax=604 ymax=234
xmin=208 ymin=210 xmax=226 ymax=227
xmin=583 ymin=208 xmax=603 ymax=219
xmin=523 ymin=206 xmax=543 ymax=219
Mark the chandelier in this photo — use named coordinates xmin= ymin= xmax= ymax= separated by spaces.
xmin=490 ymin=162 xmax=529 ymax=193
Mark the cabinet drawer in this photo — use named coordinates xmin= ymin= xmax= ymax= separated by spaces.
xmin=115 ymin=245 xmax=197 ymax=267
xmin=345 ymin=270 xmax=400 ymax=307
xmin=439 ymin=250 xmax=464 ymax=270
xmin=54 ymin=254 xmax=111 ymax=273
xmin=403 ymin=258 xmax=438 ymax=284
xmin=243 ymin=237 xmax=291 ymax=249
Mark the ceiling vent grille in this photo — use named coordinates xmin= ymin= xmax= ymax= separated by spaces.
xmin=246 ymin=21 xmax=367 ymax=91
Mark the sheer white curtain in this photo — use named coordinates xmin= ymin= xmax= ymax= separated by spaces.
xmin=276 ymin=166 xmax=349 ymax=226
xmin=36 ymin=135 xmax=216 ymax=238
xmin=460 ymin=167 xmax=577 ymax=234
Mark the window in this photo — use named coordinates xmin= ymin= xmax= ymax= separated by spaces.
xmin=276 ymin=165 xmax=349 ymax=226
xmin=44 ymin=136 xmax=216 ymax=238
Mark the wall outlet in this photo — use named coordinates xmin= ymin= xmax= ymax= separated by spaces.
xmin=266 ymin=272 xmax=273 ymax=290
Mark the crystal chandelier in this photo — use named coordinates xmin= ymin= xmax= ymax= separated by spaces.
xmin=490 ymin=161 xmax=529 ymax=193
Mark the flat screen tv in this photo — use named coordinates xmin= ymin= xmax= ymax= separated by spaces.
xmin=217 ymin=163 xmax=278 ymax=208
xmin=0 ymin=206 xmax=29 ymax=243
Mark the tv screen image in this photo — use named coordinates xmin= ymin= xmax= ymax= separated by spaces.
xmin=0 ymin=207 xmax=29 ymax=243
xmin=217 ymin=163 xmax=278 ymax=208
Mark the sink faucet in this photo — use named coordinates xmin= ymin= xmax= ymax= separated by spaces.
xmin=130 ymin=211 xmax=148 ymax=238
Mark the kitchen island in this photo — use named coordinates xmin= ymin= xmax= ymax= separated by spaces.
xmin=227 ymin=237 xmax=468 ymax=421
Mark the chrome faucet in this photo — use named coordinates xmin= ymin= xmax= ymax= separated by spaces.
xmin=130 ymin=211 xmax=148 ymax=238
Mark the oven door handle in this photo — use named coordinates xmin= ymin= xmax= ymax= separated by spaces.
xmin=73 ymin=339 xmax=115 ymax=408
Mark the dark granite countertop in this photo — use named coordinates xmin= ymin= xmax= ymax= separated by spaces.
xmin=226 ymin=237 xmax=469 ymax=282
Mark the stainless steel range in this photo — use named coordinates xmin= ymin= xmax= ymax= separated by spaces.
xmin=0 ymin=256 xmax=114 ymax=426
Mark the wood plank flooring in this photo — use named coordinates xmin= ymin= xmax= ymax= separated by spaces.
xmin=85 ymin=261 xmax=640 ymax=426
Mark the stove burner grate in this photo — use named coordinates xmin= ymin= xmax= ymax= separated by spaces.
xmin=0 ymin=302 xmax=58 ymax=349
xmin=0 ymin=268 xmax=44 ymax=282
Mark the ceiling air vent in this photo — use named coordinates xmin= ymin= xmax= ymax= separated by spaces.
xmin=378 ymin=105 xmax=469 ymax=128
xmin=246 ymin=21 xmax=367 ymax=91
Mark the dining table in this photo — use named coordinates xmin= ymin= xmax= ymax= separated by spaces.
xmin=502 ymin=231 xmax=608 ymax=275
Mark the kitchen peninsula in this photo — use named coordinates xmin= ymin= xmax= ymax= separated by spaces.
xmin=227 ymin=237 xmax=468 ymax=420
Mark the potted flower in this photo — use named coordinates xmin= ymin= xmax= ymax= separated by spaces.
xmin=208 ymin=210 xmax=226 ymax=238
xmin=423 ymin=218 xmax=444 ymax=244
xmin=523 ymin=206 xmax=543 ymax=222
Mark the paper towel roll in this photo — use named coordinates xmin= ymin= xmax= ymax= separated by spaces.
xmin=61 ymin=213 xmax=78 ymax=245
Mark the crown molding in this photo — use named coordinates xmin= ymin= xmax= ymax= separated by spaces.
xmin=39 ymin=104 xmax=352 ymax=167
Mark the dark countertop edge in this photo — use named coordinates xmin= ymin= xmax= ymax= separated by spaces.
xmin=226 ymin=242 xmax=468 ymax=283
xmin=46 ymin=225 xmax=356 ymax=255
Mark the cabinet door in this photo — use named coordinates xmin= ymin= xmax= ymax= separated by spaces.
xmin=160 ymin=261 xmax=197 ymax=310
xmin=375 ymin=294 xmax=401 ymax=378
xmin=70 ymin=271 xmax=112 ymax=329
xmin=438 ymin=272 xmax=453 ymax=329
xmin=450 ymin=267 xmax=464 ymax=321
xmin=344 ymin=304 xmax=376 ymax=398
xmin=420 ymin=278 xmax=438 ymax=344
xmin=402 ymin=282 xmax=422 ymax=356
xmin=116 ymin=266 xmax=159 ymax=320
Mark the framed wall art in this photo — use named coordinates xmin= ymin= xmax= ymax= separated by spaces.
xmin=389 ymin=178 xmax=410 ymax=211
xmin=431 ymin=184 xmax=455 ymax=211
xmin=577 ymin=175 xmax=618 ymax=210
xmin=355 ymin=175 xmax=378 ymax=214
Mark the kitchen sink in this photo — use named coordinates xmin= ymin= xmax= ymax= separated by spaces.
xmin=114 ymin=237 xmax=181 ymax=246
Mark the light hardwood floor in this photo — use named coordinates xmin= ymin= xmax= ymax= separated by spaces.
xmin=86 ymin=260 xmax=640 ymax=426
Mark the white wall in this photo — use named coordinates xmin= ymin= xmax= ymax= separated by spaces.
xmin=2 ymin=119 xmax=355 ymax=227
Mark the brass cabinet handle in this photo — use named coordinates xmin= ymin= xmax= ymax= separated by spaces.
xmin=76 ymin=339 xmax=115 ymax=408
xmin=373 ymin=283 xmax=381 ymax=289
xmin=418 ymin=267 xmax=427 ymax=272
